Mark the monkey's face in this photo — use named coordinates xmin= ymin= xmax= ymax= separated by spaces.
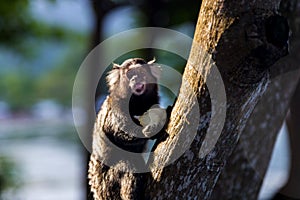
xmin=126 ymin=67 xmax=153 ymax=96
xmin=106 ymin=58 xmax=161 ymax=98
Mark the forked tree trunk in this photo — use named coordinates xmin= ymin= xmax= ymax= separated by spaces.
xmin=144 ymin=0 xmax=292 ymax=199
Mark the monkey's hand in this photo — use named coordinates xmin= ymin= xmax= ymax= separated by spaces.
xmin=142 ymin=124 xmax=161 ymax=137
xmin=134 ymin=107 xmax=167 ymax=138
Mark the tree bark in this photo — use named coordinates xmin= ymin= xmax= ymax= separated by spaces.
xmin=144 ymin=0 xmax=290 ymax=199
xmin=211 ymin=0 xmax=300 ymax=199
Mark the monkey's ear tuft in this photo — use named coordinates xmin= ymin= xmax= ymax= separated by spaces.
xmin=149 ymin=65 xmax=162 ymax=79
xmin=147 ymin=58 xmax=156 ymax=64
xmin=112 ymin=63 xmax=121 ymax=69
xmin=106 ymin=67 xmax=120 ymax=92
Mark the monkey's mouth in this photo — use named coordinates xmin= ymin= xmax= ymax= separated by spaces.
xmin=133 ymin=82 xmax=146 ymax=95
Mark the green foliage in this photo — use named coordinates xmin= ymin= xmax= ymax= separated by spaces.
xmin=0 ymin=0 xmax=33 ymax=55
xmin=35 ymin=43 xmax=86 ymax=107
xmin=0 ymin=0 xmax=79 ymax=57
xmin=0 ymin=0 xmax=30 ymax=43
xmin=35 ymin=65 xmax=77 ymax=107
xmin=0 ymin=157 xmax=21 ymax=196
xmin=0 ymin=72 xmax=35 ymax=111
xmin=0 ymin=1 xmax=89 ymax=111
xmin=0 ymin=37 xmax=87 ymax=111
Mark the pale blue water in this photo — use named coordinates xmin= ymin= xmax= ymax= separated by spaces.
xmin=0 ymin=118 xmax=84 ymax=200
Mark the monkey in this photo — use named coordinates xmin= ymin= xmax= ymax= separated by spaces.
xmin=88 ymin=58 xmax=169 ymax=200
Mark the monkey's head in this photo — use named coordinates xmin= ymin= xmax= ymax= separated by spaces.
xmin=107 ymin=58 xmax=161 ymax=98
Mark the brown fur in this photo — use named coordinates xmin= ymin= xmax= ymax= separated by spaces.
xmin=89 ymin=58 xmax=164 ymax=200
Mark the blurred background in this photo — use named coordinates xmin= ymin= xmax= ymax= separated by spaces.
xmin=0 ymin=0 xmax=295 ymax=200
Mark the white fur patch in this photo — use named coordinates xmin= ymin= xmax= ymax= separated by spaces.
xmin=106 ymin=68 xmax=120 ymax=92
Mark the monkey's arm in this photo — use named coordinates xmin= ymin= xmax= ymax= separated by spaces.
xmin=135 ymin=107 xmax=170 ymax=146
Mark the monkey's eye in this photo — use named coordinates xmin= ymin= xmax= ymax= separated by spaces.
xmin=126 ymin=70 xmax=136 ymax=79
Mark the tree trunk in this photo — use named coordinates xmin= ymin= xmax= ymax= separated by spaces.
xmin=145 ymin=0 xmax=290 ymax=199
xmin=211 ymin=0 xmax=300 ymax=199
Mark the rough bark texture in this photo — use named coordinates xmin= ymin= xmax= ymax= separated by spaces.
xmin=211 ymin=0 xmax=300 ymax=199
xmin=210 ymin=57 xmax=300 ymax=200
xmin=143 ymin=0 xmax=290 ymax=199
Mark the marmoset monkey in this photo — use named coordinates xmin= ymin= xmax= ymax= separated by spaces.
xmin=89 ymin=58 xmax=169 ymax=200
